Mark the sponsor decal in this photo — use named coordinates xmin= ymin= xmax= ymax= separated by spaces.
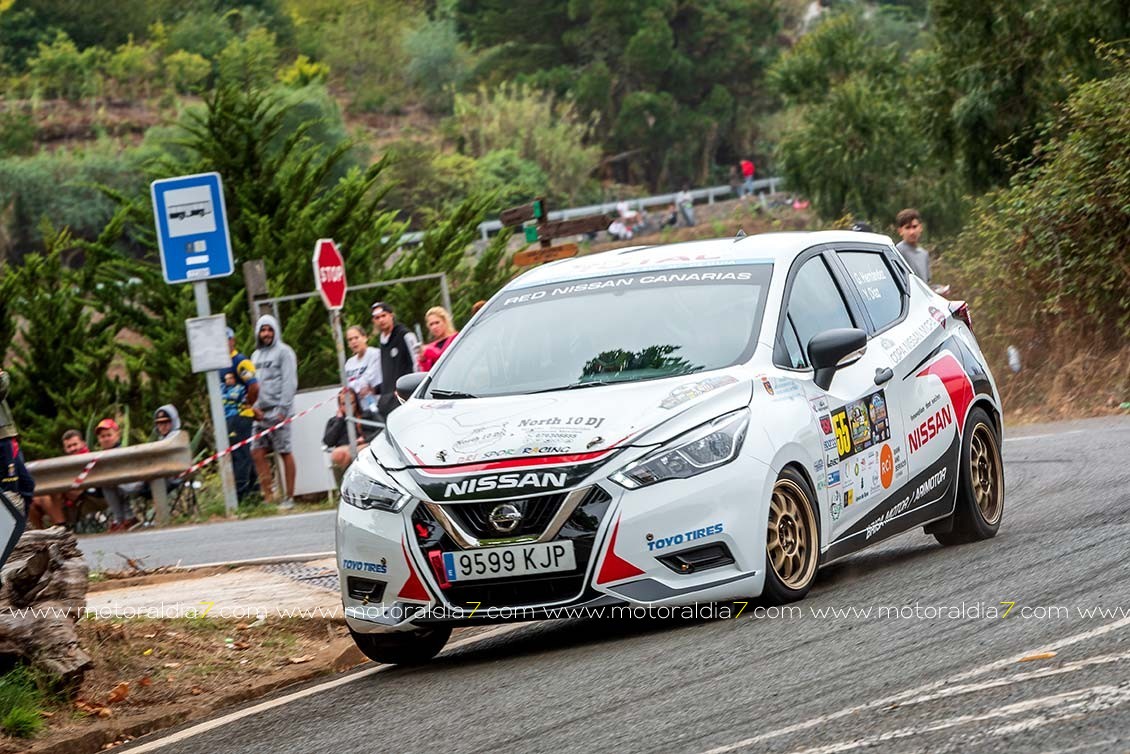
xmin=342 ymin=558 xmax=388 ymax=574
xmin=443 ymin=471 xmax=567 ymax=498
xmin=814 ymin=459 xmax=825 ymax=473
xmin=761 ymin=376 xmax=774 ymax=396
xmin=519 ymin=416 xmax=605 ymax=429
xmin=452 ymin=424 xmax=510 ymax=453
xmin=823 ymin=437 xmax=838 ymax=452
xmin=865 ymin=467 xmax=947 ymax=540
xmin=915 ymin=353 xmax=976 ymax=433
xmin=886 ymin=317 xmax=941 ymax=364
xmin=477 ymin=445 xmax=571 ymax=459
xmin=827 ymin=469 xmax=841 ymax=486
xmin=660 ymin=375 xmax=739 ymax=409
xmin=830 ymin=390 xmax=890 ymax=461
xmin=909 ymin=391 xmax=944 ymax=423
xmin=881 ymin=337 xmax=895 ymax=350
xmin=523 ymin=427 xmax=588 ymax=445
xmin=844 ymin=488 xmax=855 ymax=507
xmin=880 ymin=444 xmax=894 ymax=489
xmin=830 ymin=489 xmax=843 ymax=521
xmin=645 ymin=522 xmax=724 ymax=551
xmin=908 ymin=405 xmax=953 ymax=454
xmin=809 ymin=395 xmax=830 ymax=414
xmin=420 ymin=401 xmax=455 ymax=410
xmin=819 ymin=414 xmax=833 ymax=435
xmin=928 ymin=306 xmax=946 ymax=328
xmin=756 ymin=374 xmax=802 ymax=401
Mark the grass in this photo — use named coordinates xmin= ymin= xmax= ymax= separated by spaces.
xmin=0 ymin=666 xmax=49 ymax=738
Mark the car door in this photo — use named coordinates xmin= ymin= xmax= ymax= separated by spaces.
xmin=774 ymin=248 xmax=899 ymax=544
xmin=825 ymin=243 xmax=960 ymax=553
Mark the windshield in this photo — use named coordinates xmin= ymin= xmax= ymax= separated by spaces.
xmin=427 ymin=264 xmax=772 ymax=398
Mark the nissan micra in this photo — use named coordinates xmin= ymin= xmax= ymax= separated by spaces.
xmin=337 ymin=231 xmax=1005 ymax=664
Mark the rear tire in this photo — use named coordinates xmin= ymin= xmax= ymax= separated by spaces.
xmin=934 ymin=406 xmax=1004 ymax=546
xmin=348 ymin=625 xmax=451 ymax=666
xmin=761 ymin=467 xmax=820 ymax=605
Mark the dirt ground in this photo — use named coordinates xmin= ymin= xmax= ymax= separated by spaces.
xmin=6 ymin=616 xmax=359 ymax=754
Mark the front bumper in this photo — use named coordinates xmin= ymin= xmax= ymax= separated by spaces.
xmin=337 ymin=454 xmax=773 ymax=634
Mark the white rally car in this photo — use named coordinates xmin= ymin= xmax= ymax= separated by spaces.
xmin=337 ymin=231 xmax=1005 ymax=664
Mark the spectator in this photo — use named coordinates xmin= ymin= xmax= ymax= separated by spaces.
xmin=608 ymin=218 xmax=633 ymax=241
xmin=370 ymin=302 xmax=419 ymax=419
xmin=418 ymin=307 xmax=459 ymax=372
xmin=661 ymin=203 xmax=679 ymax=229
xmin=94 ymin=418 xmax=143 ymax=531
xmin=344 ymin=325 xmax=381 ymax=415
xmin=324 ymin=390 xmax=381 ymax=470
xmin=675 ymin=185 xmax=696 ymax=227
xmin=250 ymin=315 xmax=298 ymax=509
xmin=28 ymin=430 xmax=91 ymax=530
xmin=740 ymin=159 xmax=756 ymax=198
xmin=220 ymin=327 xmax=259 ymax=502
xmin=152 ymin=405 xmax=181 ymax=440
xmin=728 ymin=164 xmax=742 ymax=198
xmin=895 ymin=208 xmax=931 ymax=282
xmin=471 ymin=300 xmax=488 ymax=317
xmin=1 ymin=370 xmax=34 ymax=534
xmin=615 ymin=198 xmax=640 ymax=225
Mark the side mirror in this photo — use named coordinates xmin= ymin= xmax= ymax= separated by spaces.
xmin=395 ymin=372 xmax=427 ymax=404
xmin=808 ymin=328 xmax=867 ymax=391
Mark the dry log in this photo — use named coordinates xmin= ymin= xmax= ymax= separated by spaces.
xmin=0 ymin=526 xmax=92 ymax=688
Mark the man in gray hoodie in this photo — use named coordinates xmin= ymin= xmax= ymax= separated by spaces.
xmin=250 ymin=315 xmax=298 ymax=507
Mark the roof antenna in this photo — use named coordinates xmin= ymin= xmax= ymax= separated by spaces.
xmin=734 ymin=227 xmax=747 ymax=241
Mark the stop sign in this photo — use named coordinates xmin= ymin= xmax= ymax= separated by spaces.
xmin=313 ymin=238 xmax=347 ymax=310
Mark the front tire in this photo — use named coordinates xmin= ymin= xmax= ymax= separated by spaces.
xmin=348 ymin=625 xmax=452 ymax=666
xmin=934 ymin=406 xmax=1004 ymax=546
xmin=762 ymin=467 xmax=820 ymax=605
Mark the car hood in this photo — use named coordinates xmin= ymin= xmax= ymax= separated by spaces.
xmin=382 ymin=369 xmax=753 ymax=470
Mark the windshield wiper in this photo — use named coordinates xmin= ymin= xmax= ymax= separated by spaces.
xmin=428 ymin=389 xmax=479 ymax=399
xmin=531 ymin=380 xmax=616 ymax=394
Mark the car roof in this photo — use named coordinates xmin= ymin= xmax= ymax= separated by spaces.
xmin=508 ymin=230 xmax=895 ymax=289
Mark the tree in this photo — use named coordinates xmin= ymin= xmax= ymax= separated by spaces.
xmin=952 ymin=47 xmax=1130 ymax=347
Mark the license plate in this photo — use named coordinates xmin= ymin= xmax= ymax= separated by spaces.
xmin=442 ymin=541 xmax=576 ymax=582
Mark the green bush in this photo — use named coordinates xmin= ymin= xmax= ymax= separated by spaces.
xmin=403 ymin=17 xmax=472 ymax=113
xmin=0 ymin=108 xmax=36 ymax=157
xmin=951 ymin=47 xmax=1130 ymax=345
xmin=216 ymin=27 xmax=278 ymax=90
xmin=164 ymin=49 xmax=211 ymax=94
xmin=0 ymin=666 xmax=47 ymax=738
xmin=451 ymin=82 xmax=600 ymax=203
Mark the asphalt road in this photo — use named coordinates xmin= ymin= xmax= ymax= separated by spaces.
xmin=126 ymin=415 xmax=1130 ymax=753
xmin=76 ymin=509 xmax=335 ymax=571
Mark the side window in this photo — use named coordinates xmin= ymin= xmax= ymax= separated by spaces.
xmin=783 ymin=256 xmax=855 ymax=367
xmin=781 ymin=314 xmax=806 ymax=369
xmin=839 ymin=251 xmax=904 ymax=331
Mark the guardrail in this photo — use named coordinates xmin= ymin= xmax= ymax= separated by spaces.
xmin=27 ymin=432 xmax=193 ymax=526
xmin=398 ymin=177 xmax=783 ymax=245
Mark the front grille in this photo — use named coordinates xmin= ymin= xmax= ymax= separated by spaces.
xmin=447 ymin=493 xmax=566 ymax=539
xmin=412 ymin=486 xmax=613 ymax=609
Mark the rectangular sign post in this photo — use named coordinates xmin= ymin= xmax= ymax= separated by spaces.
xmin=500 ymin=198 xmax=611 ymax=267
xmin=152 ymin=172 xmax=238 ymax=517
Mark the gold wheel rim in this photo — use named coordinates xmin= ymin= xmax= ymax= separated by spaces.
xmin=969 ymin=422 xmax=1003 ymax=525
xmin=767 ymin=479 xmax=818 ymax=590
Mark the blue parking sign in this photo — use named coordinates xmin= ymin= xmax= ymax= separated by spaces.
xmin=151 ymin=172 xmax=235 ymax=284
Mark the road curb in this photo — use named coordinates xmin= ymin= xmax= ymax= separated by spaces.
xmin=87 ymin=552 xmax=336 ymax=593
xmin=28 ymin=635 xmax=366 ymax=754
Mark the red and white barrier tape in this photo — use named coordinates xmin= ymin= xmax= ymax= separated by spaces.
xmin=69 ymin=458 xmax=100 ymax=489
xmin=174 ymin=395 xmax=337 ymax=480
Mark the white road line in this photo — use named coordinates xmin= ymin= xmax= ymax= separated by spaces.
xmin=122 ymin=622 xmax=529 ymax=752
xmin=697 ymin=614 xmax=1130 ymax=754
xmin=786 ymin=686 xmax=1130 ymax=754
xmin=1004 ymin=429 xmax=1086 ymax=443
xmin=889 ymin=649 xmax=1130 ymax=708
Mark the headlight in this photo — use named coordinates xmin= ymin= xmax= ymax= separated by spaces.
xmin=610 ymin=409 xmax=750 ymax=489
xmin=341 ymin=466 xmax=411 ymax=512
